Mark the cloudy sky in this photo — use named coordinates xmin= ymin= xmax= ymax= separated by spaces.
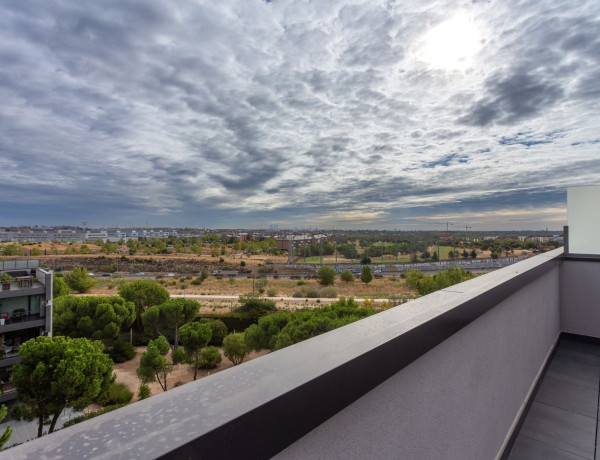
xmin=1 ymin=0 xmax=599 ymax=230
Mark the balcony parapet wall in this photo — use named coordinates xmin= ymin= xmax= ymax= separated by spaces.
xmin=8 ymin=249 xmax=564 ymax=459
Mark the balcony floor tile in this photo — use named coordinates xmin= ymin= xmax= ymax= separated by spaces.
xmin=509 ymin=336 xmax=600 ymax=460
xmin=536 ymin=374 xmax=599 ymax=418
xmin=509 ymin=435 xmax=590 ymax=460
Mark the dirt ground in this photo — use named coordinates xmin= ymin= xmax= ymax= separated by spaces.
xmin=113 ymin=346 xmax=270 ymax=402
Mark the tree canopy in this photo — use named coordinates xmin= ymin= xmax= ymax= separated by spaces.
xmin=360 ymin=265 xmax=373 ymax=284
xmin=53 ymin=295 xmax=135 ymax=341
xmin=179 ymin=322 xmax=212 ymax=380
xmin=317 ymin=266 xmax=336 ymax=286
xmin=118 ymin=280 xmax=170 ymax=328
xmin=12 ymin=336 xmax=114 ymax=437
xmin=405 ymin=267 xmax=475 ymax=295
xmin=137 ymin=337 xmax=172 ymax=392
xmin=244 ymin=297 xmax=375 ymax=352
xmin=235 ymin=293 xmax=277 ymax=320
xmin=52 ymin=276 xmax=70 ymax=298
xmin=223 ymin=333 xmax=250 ymax=366
xmin=65 ymin=267 xmax=96 ymax=293
xmin=141 ymin=298 xmax=200 ymax=349
xmin=340 ymin=270 xmax=355 ymax=283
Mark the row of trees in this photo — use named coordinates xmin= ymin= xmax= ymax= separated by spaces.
xmin=317 ymin=266 xmax=373 ymax=285
xmin=404 ymin=267 xmax=475 ymax=295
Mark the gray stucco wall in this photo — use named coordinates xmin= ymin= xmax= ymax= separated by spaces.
xmin=560 ymin=259 xmax=600 ymax=338
xmin=276 ymin=265 xmax=561 ymax=460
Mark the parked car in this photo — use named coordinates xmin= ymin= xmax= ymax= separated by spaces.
xmin=166 ymin=273 xmax=175 ymax=277
xmin=101 ymin=273 xmax=111 ymax=277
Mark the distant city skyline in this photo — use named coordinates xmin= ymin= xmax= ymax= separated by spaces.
xmin=2 ymin=1 xmax=599 ymax=230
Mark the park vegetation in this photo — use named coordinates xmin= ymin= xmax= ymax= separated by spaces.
xmin=53 ymin=295 xmax=135 ymax=341
xmin=244 ymin=297 xmax=375 ymax=352
xmin=65 ymin=267 xmax=96 ymax=293
xmin=12 ymin=336 xmax=114 ymax=438
xmin=404 ymin=267 xmax=475 ymax=295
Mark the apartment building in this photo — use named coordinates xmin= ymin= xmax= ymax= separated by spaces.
xmin=0 ymin=260 xmax=53 ymax=402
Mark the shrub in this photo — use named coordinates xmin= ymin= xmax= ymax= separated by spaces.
xmin=266 ymin=288 xmax=277 ymax=297
xmin=138 ymin=384 xmax=151 ymax=400
xmin=319 ymin=286 xmax=338 ymax=298
xmin=96 ymin=383 xmax=133 ymax=406
xmin=236 ymin=293 xmax=276 ymax=318
xmin=198 ymin=346 xmax=222 ymax=369
xmin=223 ymin=333 xmax=250 ymax=366
xmin=171 ymin=347 xmax=188 ymax=365
xmin=107 ymin=340 xmax=137 ymax=363
xmin=191 ymin=278 xmax=203 ymax=285
xmin=293 ymin=285 xmax=319 ymax=298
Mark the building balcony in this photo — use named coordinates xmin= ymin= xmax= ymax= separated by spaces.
xmin=7 ymin=247 xmax=600 ymax=458
xmin=0 ymin=267 xmax=51 ymax=300
xmin=0 ymin=313 xmax=45 ymax=334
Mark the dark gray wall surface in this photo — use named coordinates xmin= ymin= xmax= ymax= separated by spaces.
xmin=560 ymin=259 xmax=600 ymax=338
xmin=276 ymin=255 xmax=562 ymax=460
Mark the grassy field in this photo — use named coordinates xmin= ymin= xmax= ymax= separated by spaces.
xmin=88 ymin=274 xmax=415 ymax=299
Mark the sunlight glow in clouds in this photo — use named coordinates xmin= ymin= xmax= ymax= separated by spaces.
xmin=419 ymin=14 xmax=482 ymax=70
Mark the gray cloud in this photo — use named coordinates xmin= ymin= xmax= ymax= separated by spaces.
xmin=1 ymin=0 xmax=599 ymax=229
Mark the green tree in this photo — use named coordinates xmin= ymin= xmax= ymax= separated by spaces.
xmin=340 ymin=270 xmax=355 ymax=283
xmin=360 ymin=265 xmax=373 ymax=284
xmin=236 ymin=293 xmax=276 ymax=320
xmin=1 ymin=244 xmax=24 ymax=256
xmin=223 ymin=333 xmax=250 ymax=366
xmin=179 ymin=322 xmax=212 ymax=380
xmin=141 ymin=298 xmax=200 ymax=349
xmin=79 ymin=244 xmax=92 ymax=254
xmin=137 ymin=337 xmax=172 ymax=392
xmin=199 ymin=319 xmax=228 ymax=346
xmin=0 ymin=397 xmax=12 ymax=450
xmin=198 ymin=347 xmax=222 ymax=369
xmin=12 ymin=336 xmax=114 ymax=437
xmin=118 ymin=280 xmax=170 ymax=329
xmin=65 ymin=267 xmax=96 ymax=293
xmin=53 ymin=296 xmax=135 ymax=341
xmin=53 ymin=276 xmax=70 ymax=298
xmin=244 ymin=312 xmax=291 ymax=351
xmin=405 ymin=267 xmax=475 ymax=295
xmin=317 ymin=266 xmax=336 ymax=286
xmin=268 ymin=297 xmax=374 ymax=351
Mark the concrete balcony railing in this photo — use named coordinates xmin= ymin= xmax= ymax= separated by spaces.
xmin=10 ymin=248 xmax=594 ymax=459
